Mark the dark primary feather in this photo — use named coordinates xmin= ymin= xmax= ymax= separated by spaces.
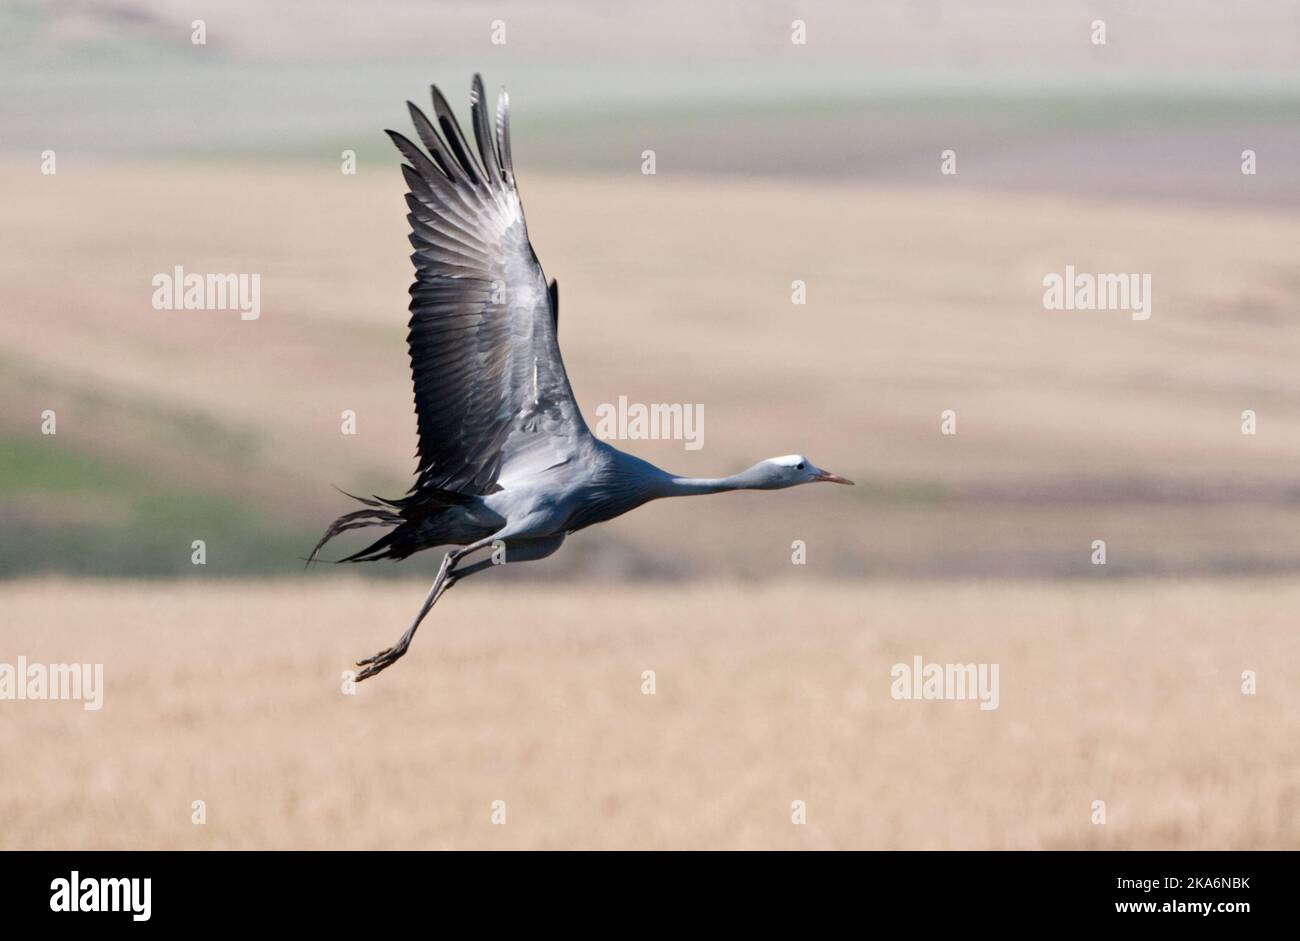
xmin=495 ymin=90 xmax=515 ymax=182
xmin=469 ymin=74 xmax=503 ymax=185
xmin=387 ymin=75 xmax=589 ymax=499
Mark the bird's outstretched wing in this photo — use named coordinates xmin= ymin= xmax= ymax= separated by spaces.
xmin=387 ymin=75 xmax=589 ymax=496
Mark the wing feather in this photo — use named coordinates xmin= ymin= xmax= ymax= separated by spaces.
xmin=470 ymin=74 xmax=504 ymax=188
xmin=430 ymin=83 xmax=484 ymax=188
xmin=388 ymin=75 xmax=589 ymax=496
xmin=495 ymin=89 xmax=515 ymax=183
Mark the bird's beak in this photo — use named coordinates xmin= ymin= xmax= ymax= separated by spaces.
xmin=815 ymin=470 xmax=854 ymax=485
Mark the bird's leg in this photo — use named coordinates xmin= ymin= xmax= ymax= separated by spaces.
xmin=352 ymin=539 xmax=498 ymax=681
xmin=354 ymin=551 xmax=455 ymax=681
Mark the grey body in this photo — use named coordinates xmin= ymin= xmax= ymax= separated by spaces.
xmin=313 ymin=76 xmax=852 ymax=680
xmin=482 ymin=443 xmax=660 ymax=539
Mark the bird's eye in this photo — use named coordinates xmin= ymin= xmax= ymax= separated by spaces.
xmin=796 ymin=463 xmax=804 ymax=470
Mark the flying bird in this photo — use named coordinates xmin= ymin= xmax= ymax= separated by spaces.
xmin=312 ymin=75 xmax=853 ymax=680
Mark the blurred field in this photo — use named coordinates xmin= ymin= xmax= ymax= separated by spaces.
xmin=4 ymin=161 xmax=1300 ymax=577
xmin=2 ymin=576 xmax=1296 ymax=850
xmin=4 ymin=3 xmax=1300 ymax=580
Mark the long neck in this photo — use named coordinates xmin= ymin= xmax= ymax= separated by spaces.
xmin=603 ymin=446 xmax=769 ymax=500
xmin=658 ymin=466 xmax=766 ymax=497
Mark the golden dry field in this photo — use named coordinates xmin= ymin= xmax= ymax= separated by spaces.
xmin=2 ymin=576 xmax=1296 ymax=850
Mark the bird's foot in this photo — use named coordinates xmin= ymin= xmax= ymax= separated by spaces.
xmin=354 ymin=642 xmax=409 ymax=681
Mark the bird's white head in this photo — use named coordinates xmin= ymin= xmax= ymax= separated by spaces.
xmin=753 ymin=454 xmax=854 ymax=489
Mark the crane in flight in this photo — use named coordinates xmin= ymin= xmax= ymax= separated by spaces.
xmin=312 ymin=76 xmax=854 ymax=680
